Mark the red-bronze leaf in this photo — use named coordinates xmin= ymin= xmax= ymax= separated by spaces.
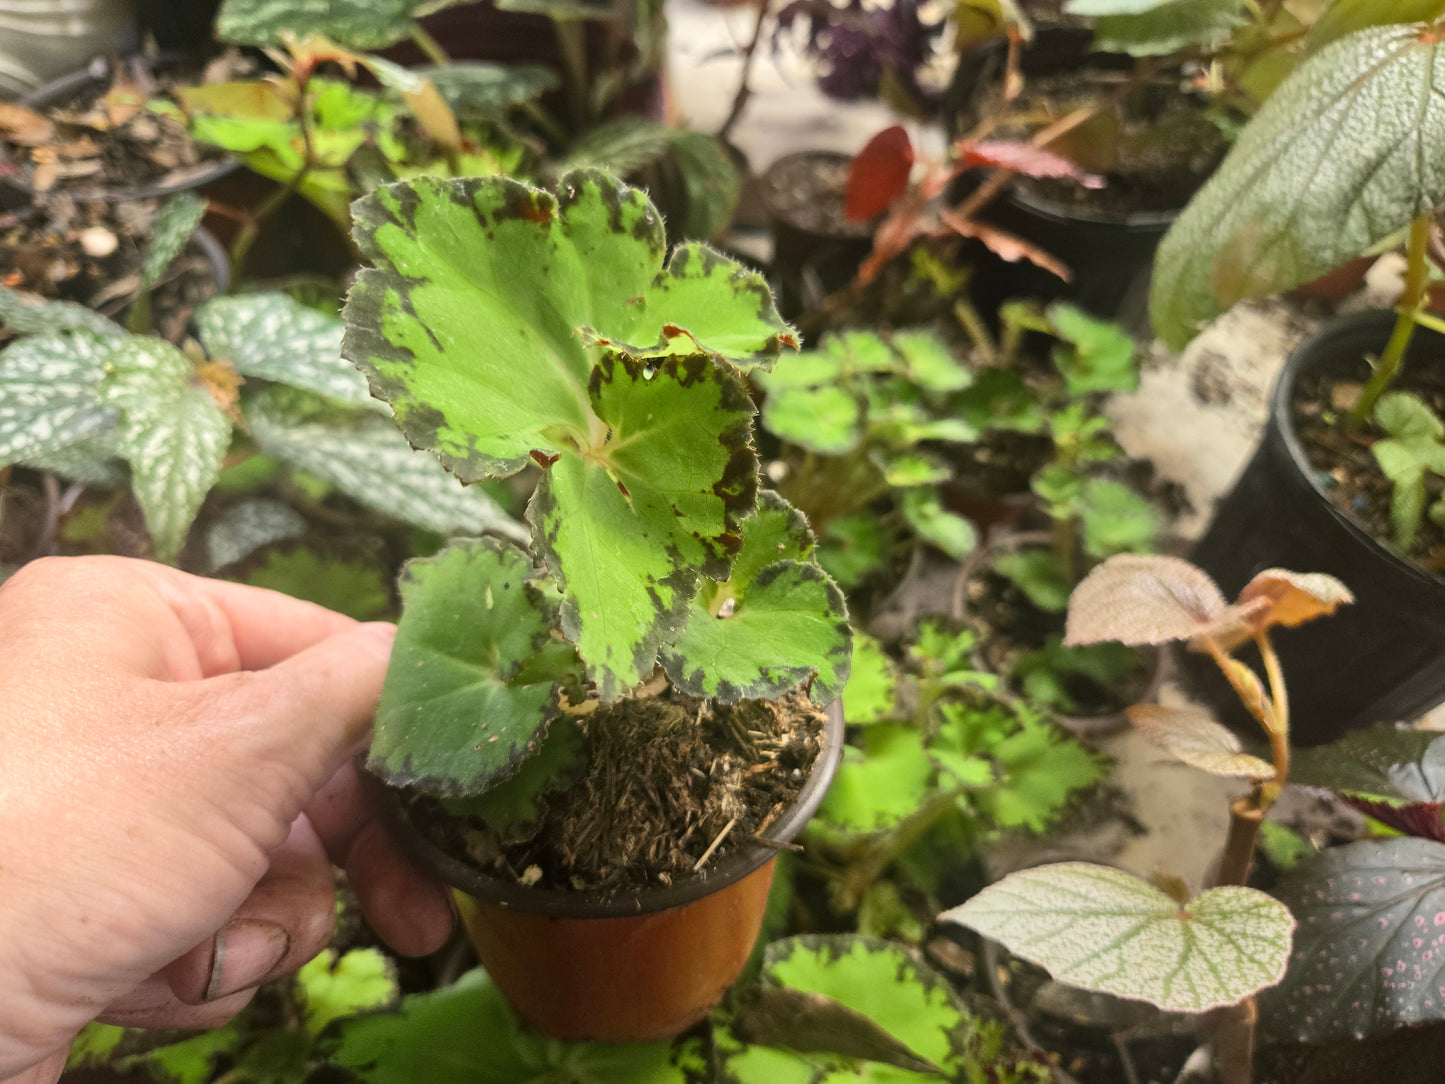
xmin=845 ymin=125 xmax=915 ymax=223
xmin=954 ymin=139 xmax=1106 ymax=188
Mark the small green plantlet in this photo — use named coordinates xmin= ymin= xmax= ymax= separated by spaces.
xmin=757 ymin=327 xmax=979 ymax=562
xmin=340 ymin=170 xmax=849 ymax=807
xmin=815 ymin=621 xmax=1103 ymax=911
xmin=1370 ymin=390 xmax=1445 ymax=552
xmin=947 ymin=554 xmax=1354 ymax=1084
xmin=0 ymin=287 xmax=518 ymax=562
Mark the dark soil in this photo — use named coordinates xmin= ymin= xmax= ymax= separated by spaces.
xmin=0 ymin=195 xmax=222 ymax=342
xmin=0 ymin=54 xmax=240 ymax=198
xmin=984 ymin=69 xmax=1229 ymax=216
xmin=1292 ymin=364 xmax=1445 ymax=577
xmin=761 ymin=152 xmax=873 ymax=240
xmin=409 ymin=687 xmax=827 ymax=894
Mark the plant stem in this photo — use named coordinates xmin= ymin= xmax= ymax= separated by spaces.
xmin=554 ymin=18 xmax=592 ymax=130
xmin=410 ymin=22 xmax=451 ymax=66
xmin=1350 ymin=213 xmax=1433 ymax=426
xmin=229 ymin=169 xmax=305 ymax=282
xmin=953 ymin=299 xmax=997 ymax=364
xmin=718 ymin=0 xmax=772 ymax=143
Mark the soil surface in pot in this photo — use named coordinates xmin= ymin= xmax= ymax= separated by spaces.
xmin=761 ymin=153 xmax=872 ymax=240
xmin=0 ymin=54 xmax=243 ymax=196
xmin=406 ymin=687 xmax=827 ymax=894
xmin=981 ymin=69 xmax=1228 ymax=216
xmin=1 ymin=194 xmax=221 ymax=343
xmin=1292 ymin=362 xmax=1445 ymax=576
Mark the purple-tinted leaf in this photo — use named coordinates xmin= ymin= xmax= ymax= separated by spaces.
xmin=1345 ymin=798 xmax=1445 ymax=844
xmin=1265 ymin=838 xmax=1445 ymax=1041
xmin=1064 ymin=554 xmax=1251 ymax=646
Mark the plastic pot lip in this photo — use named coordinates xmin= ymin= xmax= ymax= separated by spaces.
xmin=15 ymin=55 xmax=240 ymax=203
xmin=1270 ymin=308 xmax=1445 ymax=590
xmin=757 ymin=150 xmax=872 ymax=241
xmin=376 ymin=698 xmax=846 ymax=920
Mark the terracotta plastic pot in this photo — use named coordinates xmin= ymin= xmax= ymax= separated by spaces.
xmin=381 ymin=699 xmax=845 ymax=1041
xmin=1184 ymin=311 xmax=1445 ymax=744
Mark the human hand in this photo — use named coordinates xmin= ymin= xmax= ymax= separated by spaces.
xmin=0 ymin=556 xmax=455 ymax=1083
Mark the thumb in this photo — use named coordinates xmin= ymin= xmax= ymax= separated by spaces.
xmin=191 ymin=621 xmax=397 ymax=797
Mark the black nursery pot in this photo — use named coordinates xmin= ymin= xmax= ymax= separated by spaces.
xmin=943 ymin=29 xmax=1182 ymax=330
xmin=1183 ymin=311 xmax=1445 ymax=745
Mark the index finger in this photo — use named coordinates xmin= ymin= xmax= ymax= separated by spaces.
xmin=129 ymin=561 xmax=366 ymax=674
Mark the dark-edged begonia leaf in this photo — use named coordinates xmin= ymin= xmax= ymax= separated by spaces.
xmin=370 ymin=538 xmax=583 ymax=796
xmin=529 ymin=353 xmax=758 ymax=700
xmin=1265 ymin=838 xmax=1445 ymax=1041
xmin=439 ymin=717 xmax=586 ymax=844
xmin=1290 ymin=724 xmax=1445 ymax=804
xmin=660 ymin=492 xmax=851 ymax=703
xmin=344 ymin=171 xmax=792 ymax=481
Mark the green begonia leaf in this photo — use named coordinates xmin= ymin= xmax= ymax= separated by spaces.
xmin=196 ymin=293 xmax=374 ymax=407
xmin=890 ymin=329 xmax=972 ymax=392
xmin=440 ymin=717 xmax=586 ymax=844
xmin=245 ymin=549 xmax=393 ymax=621
xmin=761 ymin=383 xmax=862 ymax=454
xmin=1264 ymin=838 xmax=1445 ymax=1041
xmin=215 ymin=0 xmax=469 ymax=48
xmin=1305 ymin=0 xmax=1445 ymax=53
xmin=370 ymin=538 xmax=583 ymax=796
xmin=331 ymin=968 xmax=704 ymax=1084
xmin=1048 ymin=303 xmax=1138 ymax=395
xmin=660 ymin=492 xmax=851 ymax=703
xmin=882 ymin=453 xmax=950 ymax=488
xmin=423 ymin=63 xmax=559 ymax=115
xmin=344 ymin=171 xmax=791 ymax=481
xmin=1290 ymin=723 xmax=1445 ymax=803
xmin=560 ymin=116 xmax=678 ymax=175
xmin=141 ymin=194 xmax=206 ymax=292
xmin=663 ymin=130 xmax=741 ymax=242
xmin=1151 ymin=24 xmax=1445 ymax=348
xmin=297 ymin=948 xmax=398 ymax=1036
xmin=1086 ymin=0 xmax=1246 ymax=57
xmin=943 ymin=863 xmax=1295 ymax=1013
xmin=245 ymin=386 xmax=527 ymax=542
xmin=992 ymin=550 xmax=1071 ymax=612
xmin=842 ymin=632 xmax=900 ymax=725
xmin=106 ymin=338 xmax=231 ymax=562
xmin=814 ymin=726 xmax=934 ymax=836
xmin=901 ymin=488 xmax=978 ymax=559
xmin=0 ymin=285 xmax=122 ymax=338
xmin=529 ymin=353 xmax=757 ymax=699
xmin=1079 ymin=477 xmax=1161 ymax=557
xmin=0 ymin=331 xmax=117 ymax=464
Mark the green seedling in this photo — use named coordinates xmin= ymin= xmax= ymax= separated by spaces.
xmin=1370 ymin=390 xmax=1445 ymax=552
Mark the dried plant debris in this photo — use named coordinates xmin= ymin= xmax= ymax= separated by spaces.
xmin=0 ymin=54 xmax=246 ymax=196
xmin=413 ymin=689 xmax=826 ymax=894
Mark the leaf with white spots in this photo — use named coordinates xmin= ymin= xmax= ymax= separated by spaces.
xmin=1264 ymin=838 xmax=1445 ymax=1041
xmin=1127 ymin=704 xmax=1276 ymax=780
xmin=0 ymin=331 xmax=118 ymax=465
xmin=107 ymin=338 xmax=232 ymax=562
xmin=245 ymin=386 xmax=528 ymax=543
xmin=196 ymin=293 xmax=374 ymax=408
xmin=941 ymin=862 xmax=1295 ymax=1013
xmin=141 ymin=193 xmax=207 ymax=291
xmin=0 ymin=286 xmax=122 ymax=338
xmin=204 ymin=498 xmax=308 ymax=572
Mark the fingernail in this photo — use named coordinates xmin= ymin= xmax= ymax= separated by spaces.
xmin=205 ymin=918 xmax=289 ymax=1001
xmin=356 ymin=622 xmax=397 ymax=658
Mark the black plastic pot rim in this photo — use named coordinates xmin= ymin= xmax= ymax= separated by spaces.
xmin=1004 ymin=181 xmax=1179 ymax=232
xmin=1272 ymin=309 xmax=1445 ymax=590
xmin=15 ymin=55 xmax=240 ymax=203
xmin=376 ymin=698 xmax=846 ymax=920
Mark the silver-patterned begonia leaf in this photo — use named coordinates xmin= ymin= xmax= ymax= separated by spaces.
xmin=941 ymin=862 xmax=1295 ymax=1013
